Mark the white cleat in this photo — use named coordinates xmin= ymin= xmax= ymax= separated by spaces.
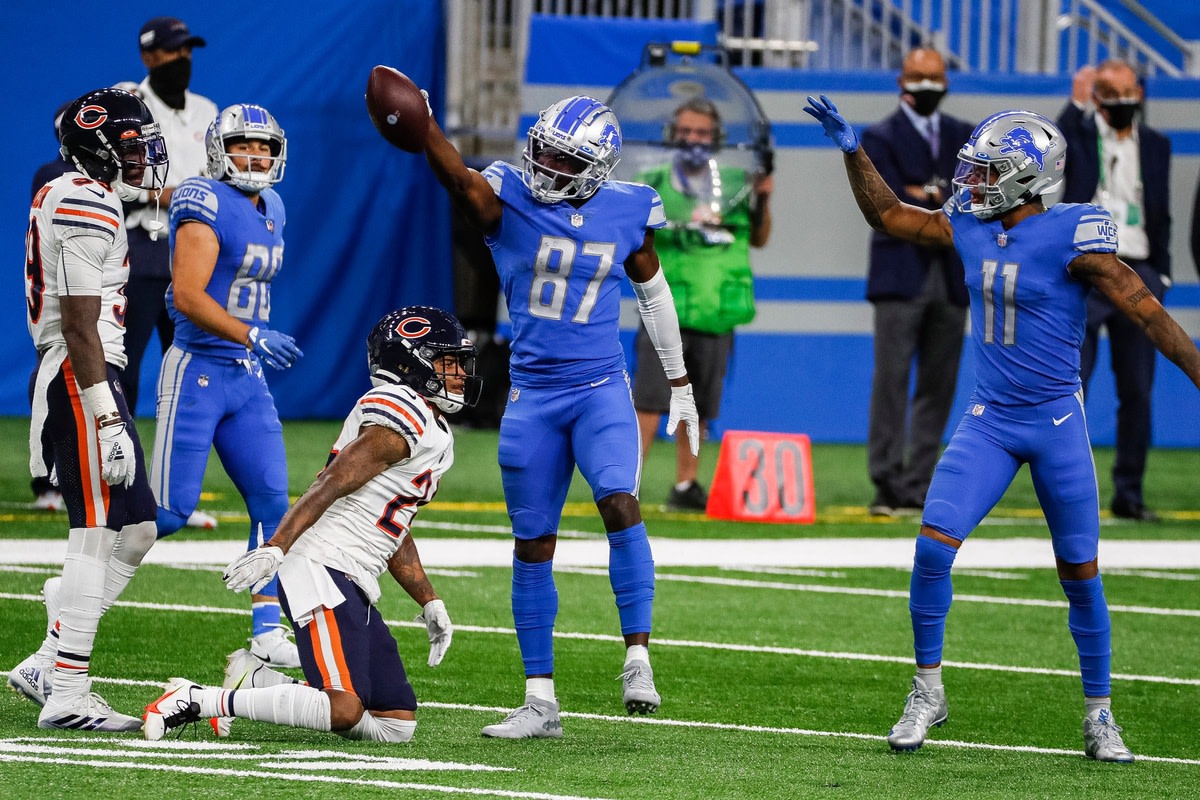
xmin=39 ymin=689 xmax=142 ymax=732
xmin=8 ymin=652 xmax=53 ymax=707
xmin=619 ymin=660 xmax=661 ymax=714
xmin=481 ymin=695 xmax=563 ymax=739
xmin=887 ymin=676 xmax=948 ymax=751
xmin=1084 ymin=708 xmax=1135 ymax=763
xmin=250 ymin=626 xmax=301 ymax=668
xmin=186 ymin=509 xmax=218 ymax=529
xmin=143 ymin=678 xmax=203 ymax=741
xmin=32 ymin=490 xmax=64 ymax=511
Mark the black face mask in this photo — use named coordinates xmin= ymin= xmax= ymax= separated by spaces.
xmin=149 ymin=57 xmax=192 ymax=109
xmin=1100 ymin=100 xmax=1140 ymax=131
xmin=675 ymin=142 xmax=714 ymax=171
xmin=907 ymin=89 xmax=946 ymax=117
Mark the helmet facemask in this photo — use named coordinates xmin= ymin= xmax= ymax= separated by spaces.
xmin=367 ymin=308 xmax=483 ymax=414
xmin=205 ymin=104 xmax=287 ymax=193
xmin=952 ymin=111 xmax=1065 ymax=219
xmin=522 ymin=96 xmax=621 ymax=203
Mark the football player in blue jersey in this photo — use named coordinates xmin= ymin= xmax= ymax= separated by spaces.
xmin=150 ymin=103 xmax=303 ymax=667
xmin=419 ymin=93 xmax=701 ymax=737
xmin=806 ymin=96 xmax=1200 ymax=763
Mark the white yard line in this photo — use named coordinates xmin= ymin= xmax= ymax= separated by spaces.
xmin=3 ymin=536 xmax=1200 ymax=568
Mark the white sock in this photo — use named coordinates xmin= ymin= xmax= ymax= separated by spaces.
xmin=53 ymin=528 xmax=115 ymax=698
xmin=338 ymin=713 xmax=416 ymax=742
xmin=102 ymin=521 xmax=156 ymax=611
xmin=625 ymin=644 xmax=649 ymax=667
xmin=1085 ymin=696 xmax=1111 ymax=716
xmin=525 ymin=677 xmax=556 ymax=703
xmin=200 ymin=684 xmax=331 ymax=731
xmin=916 ymin=665 xmax=943 ymax=690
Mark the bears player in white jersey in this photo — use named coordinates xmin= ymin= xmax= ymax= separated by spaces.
xmin=13 ymin=88 xmax=168 ymax=731
xmin=150 ymin=103 xmax=304 ymax=668
xmin=805 ymin=96 xmax=1200 ymax=762
xmin=416 ymin=92 xmax=701 ymax=737
xmin=143 ymin=307 xmax=475 ymax=743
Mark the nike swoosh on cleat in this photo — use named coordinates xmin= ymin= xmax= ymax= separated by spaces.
xmin=1053 ymin=413 xmax=1073 ymax=426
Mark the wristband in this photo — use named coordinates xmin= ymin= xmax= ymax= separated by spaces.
xmin=81 ymin=383 xmax=120 ymax=425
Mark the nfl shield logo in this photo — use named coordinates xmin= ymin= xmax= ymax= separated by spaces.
xmin=996 ymin=232 xmax=1008 ymax=248
xmin=266 ymin=219 xmax=275 ymax=232
xmin=510 ymin=388 xmax=520 ymax=403
xmin=570 ymin=213 xmax=584 ymax=228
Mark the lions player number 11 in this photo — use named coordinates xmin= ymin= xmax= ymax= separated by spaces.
xmin=980 ymin=259 xmax=1019 ymax=346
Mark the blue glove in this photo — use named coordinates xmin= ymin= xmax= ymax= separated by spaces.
xmin=247 ymin=326 xmax=303 ymax=370
xmin=803 ymin=95 xmax=859 ymax=153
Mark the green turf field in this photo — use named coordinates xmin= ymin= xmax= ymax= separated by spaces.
xmin=2 ymin=416 xmax=1198 ymax=799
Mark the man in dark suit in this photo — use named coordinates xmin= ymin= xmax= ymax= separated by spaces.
xmin=1058 ymin=61 xmax=1172 ymax=522
xmin=860 ymin=48 xmax=975 ymax=516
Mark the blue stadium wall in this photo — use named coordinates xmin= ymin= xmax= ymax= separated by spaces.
xmin=5 ymin=1 xmax=451 ymax=420
xmin=520 ymin=15 xmax=1200 ymax=448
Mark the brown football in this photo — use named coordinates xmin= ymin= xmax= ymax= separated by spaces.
xmin=365 ymin=65 xmax=430 ymax=153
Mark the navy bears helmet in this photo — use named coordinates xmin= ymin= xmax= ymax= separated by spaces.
xmin=367 ymin=306 xmax=483 ymax=414
xmin=58 ymin=88 xmax=168 ymax=188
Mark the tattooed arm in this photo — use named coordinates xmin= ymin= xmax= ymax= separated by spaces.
xmin=843 ymin=147 xmax=955 ymax=248
xmin=1071 ymin=252 xmax=1200 ymax=389
xmin=387 ymin=534 xmax=438 ymax=607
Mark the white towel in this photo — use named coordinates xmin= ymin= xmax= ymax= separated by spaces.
xmin=29 ymin=346 xmax=68 ymax=478
xmin=277 ymin=552 xmax=347 ymax=628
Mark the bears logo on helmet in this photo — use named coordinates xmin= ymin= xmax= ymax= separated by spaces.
xmin=367 ymin=306 xmax=483 ymax=415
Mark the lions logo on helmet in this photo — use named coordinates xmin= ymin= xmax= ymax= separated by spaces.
xmin=952 ymin=110 xmax=1065 ymax=219
xmin=205 ymin=104 xmax=287 ymax=194
xmin=522 ymin=96 xmax=622 ymax=203
xmin=58 ymin=88 xmax=169 ymax=188
xmin=367 ymin=306 xmax=483 ymax=414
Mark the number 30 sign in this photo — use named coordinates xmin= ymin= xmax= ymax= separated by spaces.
xmin=705 ymin=431 xmax=816 ymax=524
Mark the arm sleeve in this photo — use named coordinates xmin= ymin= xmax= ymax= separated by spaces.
xmin=59 ymin=234 xmax=109 ymax=296
xmin=631 ymin=269 xmax=686 ymax=380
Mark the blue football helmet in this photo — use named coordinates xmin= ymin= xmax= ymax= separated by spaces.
xmin=952 ymin=110 xmax=1065 ymax=219
xmin=523 ymin=96 xmax=622 ymax=203
xmin=205 ymin=103 xmax=287 ymax=193
xmin=59 ymin=88 xmax=168 ymax=189
xmin=367 ymin=306 xmax=482 ymax=414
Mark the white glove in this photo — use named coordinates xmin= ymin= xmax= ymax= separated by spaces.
xmin=416 ymin=598 xmax=452 ymax=666
xmin=113 ymin=181 xmax=150 ymax=204
xmin=666 ymin=384 xmax=701 ymax=457
xmin=97 ymin=421 xmax=136 ymax=487
xmin=223 ymin=545 xmax=284 ymax=594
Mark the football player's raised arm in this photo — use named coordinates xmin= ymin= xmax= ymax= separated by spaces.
xmin=1071 ymin=252 xmax=1200 ymax=390
xmin=266 ymin=424 xmax=411 ymax=554
xmin=172 ymin=221 xmax=256 ymax=345
xmin=843 ymin=147 xmax=953 ymax=248
xmin=423 ymin=115 xmax=502 ymax=233
xmin=803 ymin=95 xmax=953 ymax=249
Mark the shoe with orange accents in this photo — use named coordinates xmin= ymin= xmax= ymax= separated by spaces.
xmin=144 ymin=678 xmax=203 ymax=741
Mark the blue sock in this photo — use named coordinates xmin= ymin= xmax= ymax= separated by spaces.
xmin=910 ymin=535 xmax=958 ymax=665
xmin=512 ymin=556 xmax=557 ymax=676
xmin=607 ymin=523 xmax=655 ymax=635
xmin=1060 ymin=575 xmax=1112 ymax=697
xmin=251 ymin=586 xmax=282 ymax=638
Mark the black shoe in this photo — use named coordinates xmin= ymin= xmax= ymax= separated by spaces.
xmin=1111 ymin=500 xmax=1159 ymax=522
xmin=667 ymin=481 xmax=709 ymax=510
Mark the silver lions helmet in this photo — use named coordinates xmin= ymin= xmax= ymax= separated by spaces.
xmin=952 ymin=110 xmax=1065 ymax=219
xmin=522 ymin=96 xmax=622 ymax=203
xmin=205 ymin=103 xmax=287 ymax=193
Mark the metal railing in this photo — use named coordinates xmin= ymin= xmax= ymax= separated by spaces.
xmin=445 ymin=0 xmax=1197 ymax=154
